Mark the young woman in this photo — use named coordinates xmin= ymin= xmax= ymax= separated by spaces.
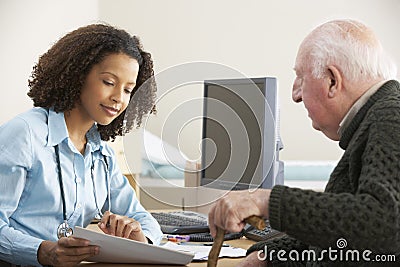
xmin=0 ymin=23 xmax=163 ymax=266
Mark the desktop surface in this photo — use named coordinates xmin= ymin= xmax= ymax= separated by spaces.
xmin=79 ymin=211 xmax=286 ymax=266
xmin=79 ymin=237 xmax=255 ymax=267
xmin=79 ymin=217 xmax=256 ymax=267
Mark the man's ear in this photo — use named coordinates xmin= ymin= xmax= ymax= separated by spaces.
xmin=327 ymin=65 xmax=342 ymax=98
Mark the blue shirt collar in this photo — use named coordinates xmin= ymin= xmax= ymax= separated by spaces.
xmin=47 ymin=109 xmax=68 ymax=147
xmin=46 ymin=109 xmax=111 ymax=157
xmin=86 ymin=124 xmax=111 ymax=156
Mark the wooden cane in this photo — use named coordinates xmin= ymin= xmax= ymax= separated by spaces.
xmin=207 ymin=215 xmax=265 ymax=267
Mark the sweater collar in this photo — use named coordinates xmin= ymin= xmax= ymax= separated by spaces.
xmin=338 ymin=80 xmax=387 ymax=138
xmin=339 ymin=80 xmax=400 ymax=150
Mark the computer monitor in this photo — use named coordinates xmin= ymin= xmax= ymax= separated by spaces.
xmin=201 ymin=77 xmax=283 ymax=190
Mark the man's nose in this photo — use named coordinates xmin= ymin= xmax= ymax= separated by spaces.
xmin=292 ymin=84 xmax=302 ymax=103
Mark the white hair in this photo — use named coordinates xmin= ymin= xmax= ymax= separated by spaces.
xmin=303 ymin=19 xmax=397 ymax=82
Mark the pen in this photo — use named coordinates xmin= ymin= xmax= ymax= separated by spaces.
xmin=164 ymin=234 xmax=190 ymax=242
xmin=203 ymin=243 xmax=230 ymax=247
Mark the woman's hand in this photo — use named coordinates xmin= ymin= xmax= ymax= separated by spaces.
xmin=37 ymin=237 xmax=98 ymax=266
xmin=98 ymin=211 xmax=148 ymax=243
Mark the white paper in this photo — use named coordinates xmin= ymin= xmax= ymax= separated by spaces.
xmin=161 ymin=241 xmax=247 ymax=261
xmin=73 ymin=227 xmax=194 ymax=265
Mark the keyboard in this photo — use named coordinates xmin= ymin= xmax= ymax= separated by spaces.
xmin=151 ymin=211 xmax=284 ymax=242
xmin=151 ymin=211 xmax=209 ymax=234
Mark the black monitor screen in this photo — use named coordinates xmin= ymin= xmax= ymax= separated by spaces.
xmin=201 ymin=77 xmax=278 ymax=190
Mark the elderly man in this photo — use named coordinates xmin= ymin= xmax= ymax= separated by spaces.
xmin=208 ymin=19 xmax=399 ymax=266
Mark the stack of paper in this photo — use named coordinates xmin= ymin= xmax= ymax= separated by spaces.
xmin=73 ymin=227 xmax=194 ymax=265
xmin=161 ymin=241 xmax=247 ymax=261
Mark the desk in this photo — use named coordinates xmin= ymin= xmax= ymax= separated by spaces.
xmin=79 ymin=224 xmax=255 ymax=267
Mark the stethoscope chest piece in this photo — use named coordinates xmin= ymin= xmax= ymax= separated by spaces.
xmin=54 ymin=144 xmax=110 ymax=240
xmin=57 ymin=221 xmax=73 ymax=239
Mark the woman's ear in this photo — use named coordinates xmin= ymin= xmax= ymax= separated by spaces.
xmin=327 ymin=65 xmax=342 ymax=98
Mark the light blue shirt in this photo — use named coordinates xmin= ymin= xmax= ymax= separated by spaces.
xmin=0 ymin=108 xmax=162 ymax=266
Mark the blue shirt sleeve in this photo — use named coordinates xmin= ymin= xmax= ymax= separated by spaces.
xmin=0 ymin=109 xmax=163 ymax=266
xmin=103 ymin=146 xmax=163 ymax=245
xmin=0 ymin=117 xmax=43 ymax=266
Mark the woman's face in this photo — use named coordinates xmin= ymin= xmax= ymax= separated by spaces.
xmin=79 ymin=53 xmax=139 ymax=125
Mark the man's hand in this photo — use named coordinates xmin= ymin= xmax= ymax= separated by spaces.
xmin=98 ymin=211 xmax=148 ymax=243
xmin=37 ymin=237 xmax=98 ymax=266
xmin=208 ymin=189 xmax=271 ymax=237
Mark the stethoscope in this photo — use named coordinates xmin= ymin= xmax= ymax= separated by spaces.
xmin=54 ymin=144 xmax=110 ymax=239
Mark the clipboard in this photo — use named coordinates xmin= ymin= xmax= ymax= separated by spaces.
xmin=73 ymin=226 xmax=194 ymax=265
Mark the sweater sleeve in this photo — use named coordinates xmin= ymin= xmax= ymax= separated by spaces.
xmin=267 ymin=117 xmax=400 ymax=255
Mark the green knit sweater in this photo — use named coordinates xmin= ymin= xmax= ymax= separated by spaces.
xmin=247 ymin=80 xmax=400 ymax=266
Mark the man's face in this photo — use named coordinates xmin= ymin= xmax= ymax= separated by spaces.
xmin=292 ymin=51 xmax=340 ymax=141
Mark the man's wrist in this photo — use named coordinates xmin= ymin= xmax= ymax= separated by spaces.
xmin=251 ymin=189 xmax=271 ymax=218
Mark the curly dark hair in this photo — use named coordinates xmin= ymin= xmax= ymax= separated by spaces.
xmin=27 ymin=23 xmax=157 ymax=141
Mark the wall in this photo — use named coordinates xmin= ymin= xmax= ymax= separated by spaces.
xmin=1 ymin=0 xmax=399 ymax=163
xmin=98 ymin=0 xmax=400 ymax=162
xmin=0 ymin=0 xmax=99 ymax=124
xmin=1 ymin=0 xmax=398 ymax=210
